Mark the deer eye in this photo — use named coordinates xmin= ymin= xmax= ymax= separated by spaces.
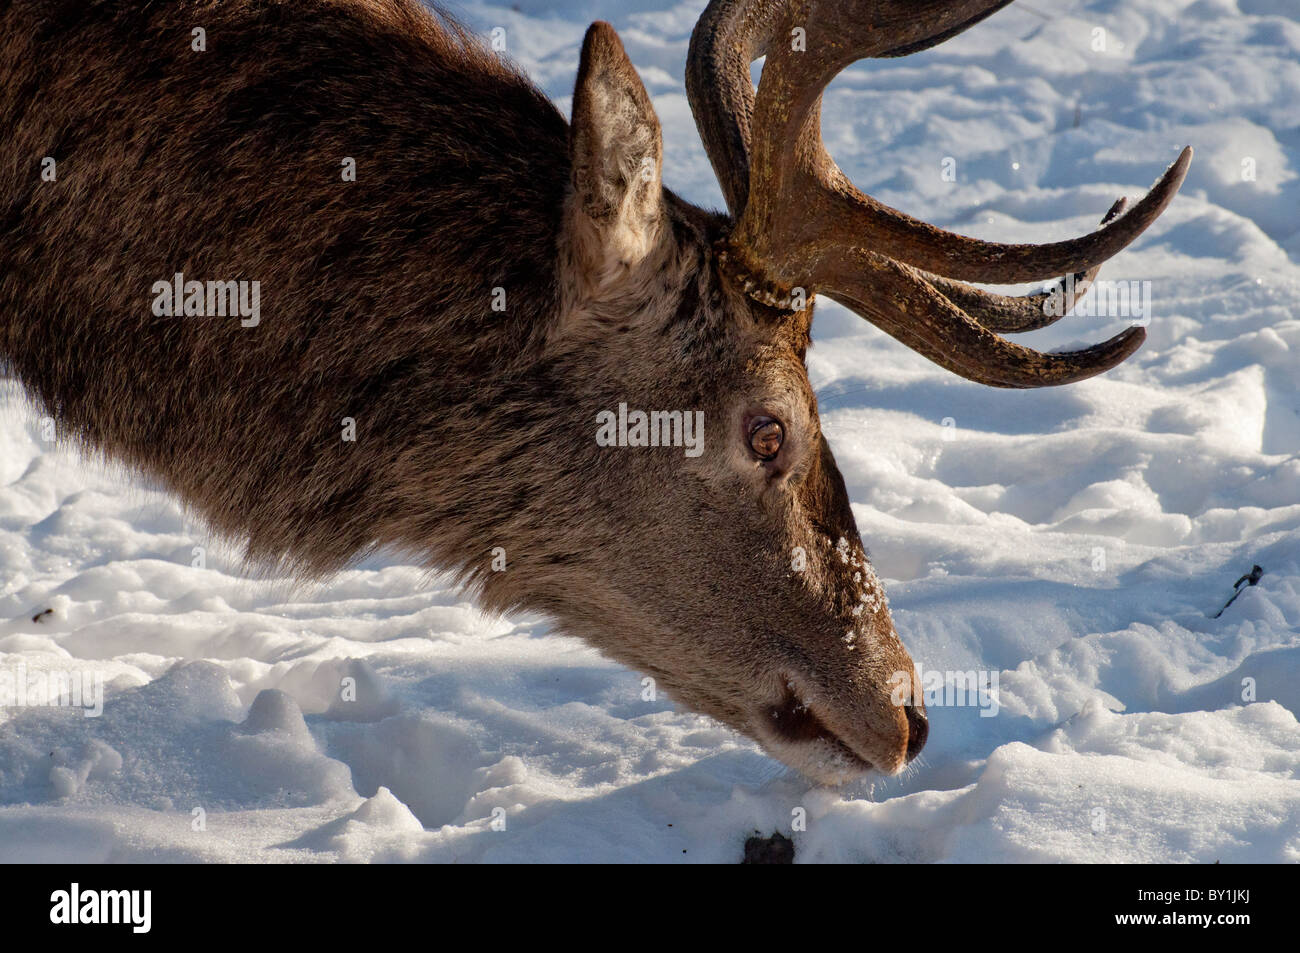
xmin=749 ymin=417 xmax=784 ymax=461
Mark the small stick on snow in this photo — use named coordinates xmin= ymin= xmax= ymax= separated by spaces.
xmin=1211 ymin=565 xmax=1264 ymax=619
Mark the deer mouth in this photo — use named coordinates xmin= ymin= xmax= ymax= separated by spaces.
xmin=763 ymin=678 xmax=874 ymax=776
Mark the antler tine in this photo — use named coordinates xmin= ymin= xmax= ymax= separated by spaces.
xmin=824 ymin=251 xmax=1146 ymax=389
xmin=686 ymin=0 xmax=785 ymax=216
xmin=800 ymin=147 xmax=1190 ymax=285
xmin=923 ymin=198 xmax=1128 ymax=333
xmin=924 ymin=264 xmax=1103 ymax=334
xmin=688 ymin=0 xmax=1014 ymax=219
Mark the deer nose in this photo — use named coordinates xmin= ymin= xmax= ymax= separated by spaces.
xmin=904 ymin=703 xmax=928 ymax=762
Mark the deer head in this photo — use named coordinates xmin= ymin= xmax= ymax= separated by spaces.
xmin=527 ymin=0 xmax=1189 ymax=784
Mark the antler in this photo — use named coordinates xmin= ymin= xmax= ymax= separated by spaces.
xmin=686 ymin=0 xmax=1192 ymax=387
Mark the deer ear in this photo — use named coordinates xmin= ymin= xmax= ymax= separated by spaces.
xmin=566 ymin=21 xmax=666 ymax=287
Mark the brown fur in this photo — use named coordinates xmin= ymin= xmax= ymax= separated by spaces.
xmin=0 ymin=0 xmax=923 ymax=782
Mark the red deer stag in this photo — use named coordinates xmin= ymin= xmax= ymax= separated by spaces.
xmin=0 ymin=0 xmax=1189 ymax=784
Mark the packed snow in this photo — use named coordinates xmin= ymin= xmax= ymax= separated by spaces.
xmin=1 ymin=0 xmax=1298 ymax=862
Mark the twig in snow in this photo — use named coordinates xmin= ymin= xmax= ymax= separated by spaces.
xmin=1211 ymin=565 xmax=1263 ymax=619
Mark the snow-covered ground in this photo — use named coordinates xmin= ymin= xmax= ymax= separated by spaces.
xmin=2 ymin=0 xmax=1298 ymax=862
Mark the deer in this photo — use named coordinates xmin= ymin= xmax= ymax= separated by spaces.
xmin=0 ymin=0 xmax=1190 ymax=786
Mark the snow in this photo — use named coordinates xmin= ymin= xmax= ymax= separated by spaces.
xmin=1 ymin=0 xmax=1298 ymax=862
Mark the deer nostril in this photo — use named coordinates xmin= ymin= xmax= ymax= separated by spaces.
xmin=904 ymin=704 xmax=928 ymax=762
